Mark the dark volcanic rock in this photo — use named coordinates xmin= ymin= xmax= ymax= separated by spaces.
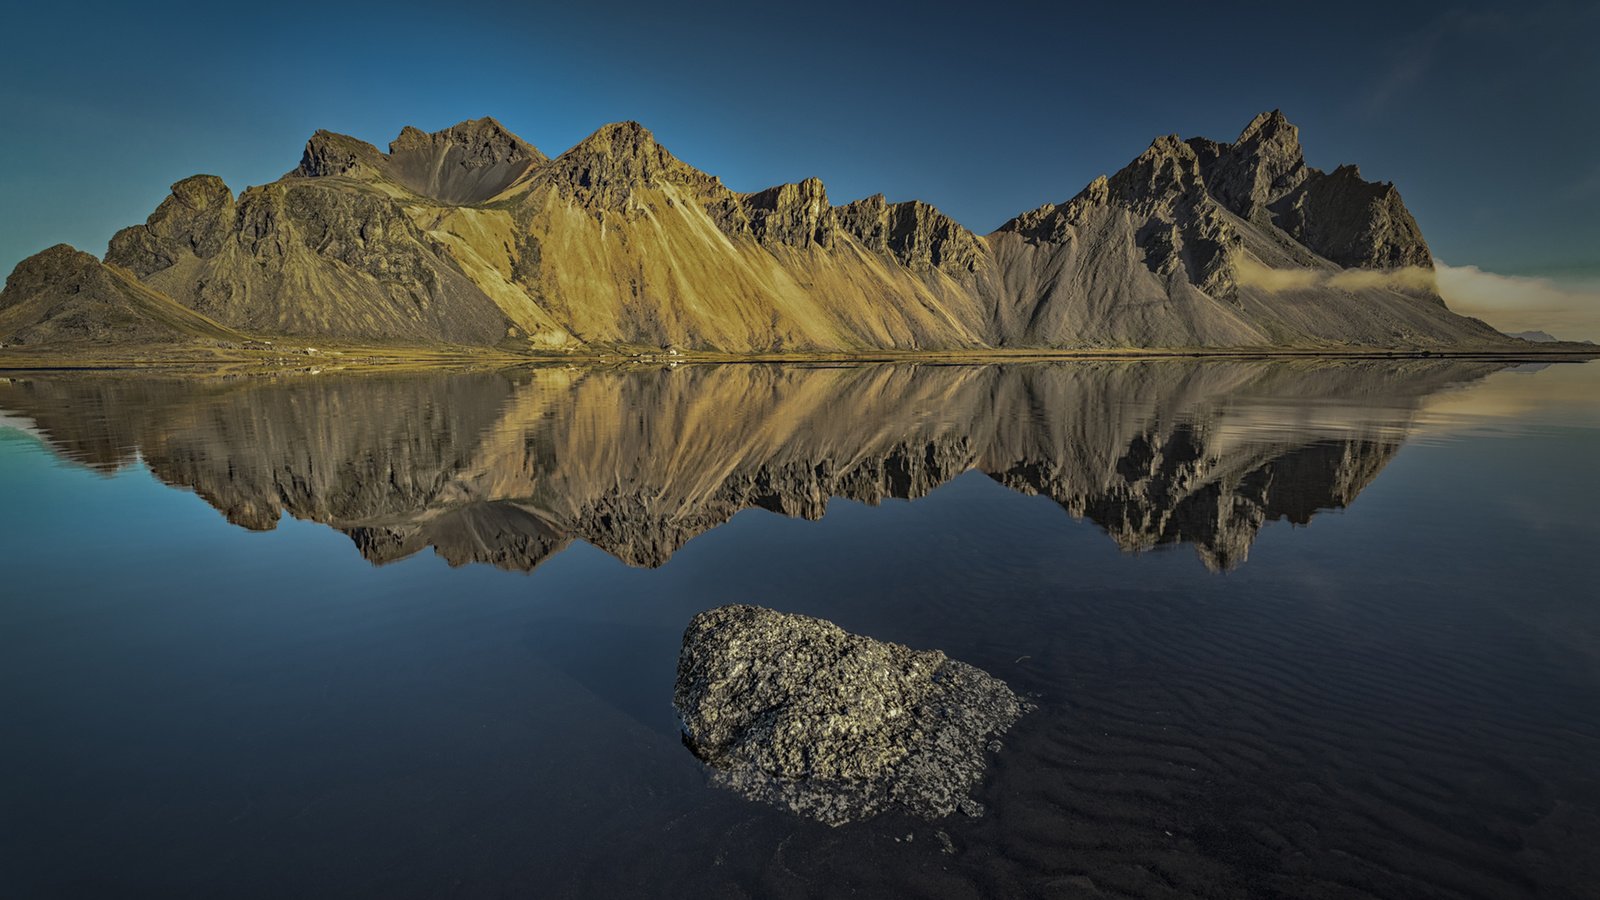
xmin=740 ymin=178 xmax=836 ymax=249
xmin=291 ymin=130 xmax=388 ymax=179
xmin=1191 ymin=111 xmax=1433 ymax=271
xmin=674 ymin=604 xmax=1028 ymax=825
xmin=385 ymin=117 xmax=545 ymax=205
xmin=113 ymin=177 xmax=515 ymax=345
xmin=835 ymin=194 xmax=987 ymax=276
xmin=1190 ymin=109 xmax=1311 ymax=226
xmin=106 ymin=175 xmax=236 ymax=277
xmin=1275 ymin=164 xmax=1433 ymax=270
xmin=536 ymin=121 xmax=728 ymax=213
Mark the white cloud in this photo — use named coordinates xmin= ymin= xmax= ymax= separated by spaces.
xmin=1434 ymin=261 xmax=1600 ymax=342
xmin=1232 ymin=254 xmax=1600 ymax=343
xmin=1233 ymin=256 xmax=1437 ymax=292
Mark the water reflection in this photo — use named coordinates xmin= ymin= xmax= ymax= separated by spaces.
xmin=0 ymin=359 xmax=1507 ymax=572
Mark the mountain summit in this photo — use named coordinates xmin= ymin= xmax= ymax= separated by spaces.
xmin=3 ymin=113 xmax=1516 ymax=352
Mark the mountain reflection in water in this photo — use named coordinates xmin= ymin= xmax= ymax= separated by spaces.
xmin=0 ymin=359 xmax=1506 ymax=573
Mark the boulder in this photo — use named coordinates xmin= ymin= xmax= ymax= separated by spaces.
xmin=674 ymin=604 xmax=1028 ymax=825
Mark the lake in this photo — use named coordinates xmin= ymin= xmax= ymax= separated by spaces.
xmin=2 ymin=359 xmax=1598 ymax=898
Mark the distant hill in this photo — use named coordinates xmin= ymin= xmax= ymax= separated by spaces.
xmin=0 ymin=112 xmax=1532 ymax=352
xmin=1506 ymin=330 xmax=1594 ymax=345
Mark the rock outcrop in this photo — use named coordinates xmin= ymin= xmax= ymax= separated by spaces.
xmin=1276 ymin=164 xmax=1433 ymax=271
xmin=674 ymin=604 xmax=1028 ymax=825
xmin=739 ymin=178 xmax=836 ymax=249
xmin=106 ymin=175 xmax=237 ymax=278
xmin=534 ymin=120 xmax=730 ymax=214
xmin=835 ymin=195 xmax=987 ymax=277
xmin=1190 ymin=111 xmax=1433 ymax=271
xmin=3 ymin=111 xmax=1522 ymax=351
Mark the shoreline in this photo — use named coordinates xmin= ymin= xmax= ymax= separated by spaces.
xmin=0 ymin=342 xmax=1596 ymax=375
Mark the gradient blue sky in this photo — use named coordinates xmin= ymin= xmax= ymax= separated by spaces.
xmin=3 ymin=1 xmax=1597 ymax=333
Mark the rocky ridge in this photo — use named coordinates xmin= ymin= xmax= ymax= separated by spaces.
xmin=2 ymin=111 xmax=1519 ymax=351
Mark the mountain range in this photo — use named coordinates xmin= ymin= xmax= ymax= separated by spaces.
xmin=0 ymin=112 xmax=1542 ymax=353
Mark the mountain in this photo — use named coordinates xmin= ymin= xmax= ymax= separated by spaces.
xmin=0 ymin=359 xmax=1506 ymax=572
xmin=1506 ymin=330 xmax=1593 ymax=345
xmin=0 ymin=244 xmax=245 ymax=347
xmin=1 ymin=112 xmax=1525 ymax=352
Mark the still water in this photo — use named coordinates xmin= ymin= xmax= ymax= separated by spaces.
xmin=2 ymin=359 xmax=1597 ymax=898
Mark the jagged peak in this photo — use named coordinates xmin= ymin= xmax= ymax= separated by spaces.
xmin=559 ymin=120 xmax=671 ymax=164
xmin=834 ymin=193 xmax=985 ymax=275
xmin=1225 ymin=110 xmax=1306 ymax=182
xmin=1109 ymin=134 xmax=1206 ymax=202
xmin=1076 ymin=174 xmax=1111 ymax=202
xmin=842 ymin=192 xmax=889 ymax=208
xmin=388 ymin=116 xmax=543 ymax=164
xmin=388 ymin=125 xmax=431 ymax=151
xmin=744 ymin=176 xmax=829 ymax=202
xmin=1188 ymin=110 xmax=1310 ymax=224
xmin=167 ymin=174 xmax=233 ymax=209
xmin=739 ymin=177 xmax=836 ymax=248
xmin=292 ymin=129 xmax=385 ymax=178
xmin=1235 ymin=109 xmax=1298 ymax=146
xmin=1144 ymin=133 xmax=1195 ymax=158
xmin=541 ymin=120 xmax=723 ymax=210
xmin=896 ymin=198 xmax=947 ymax=216
xmin=836 ymin=194 xmax=959 ymax=221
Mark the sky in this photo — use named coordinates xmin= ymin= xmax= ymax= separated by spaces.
xmin=1 ymin=0 xmax=1596 ymax=338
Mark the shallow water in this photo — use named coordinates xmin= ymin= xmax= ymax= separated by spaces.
xmin=2 ymin=359 xmax=1598 ymax=898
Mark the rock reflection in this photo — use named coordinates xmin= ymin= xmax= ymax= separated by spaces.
xmin=0 ymin=360 xmax=1505 ymax=571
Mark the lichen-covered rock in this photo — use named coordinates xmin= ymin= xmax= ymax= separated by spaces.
xmin=674 ymin=604 xmax=1028 ymax=825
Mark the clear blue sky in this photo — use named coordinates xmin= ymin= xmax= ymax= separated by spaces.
xmin=2 ymin=0 xmax=1596 ymax=284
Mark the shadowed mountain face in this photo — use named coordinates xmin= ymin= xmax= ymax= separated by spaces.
xmin=0 ymin=360 xmax=1506 ymax=572
xmin=2 ymin=112 xmax=1519 ymax=351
